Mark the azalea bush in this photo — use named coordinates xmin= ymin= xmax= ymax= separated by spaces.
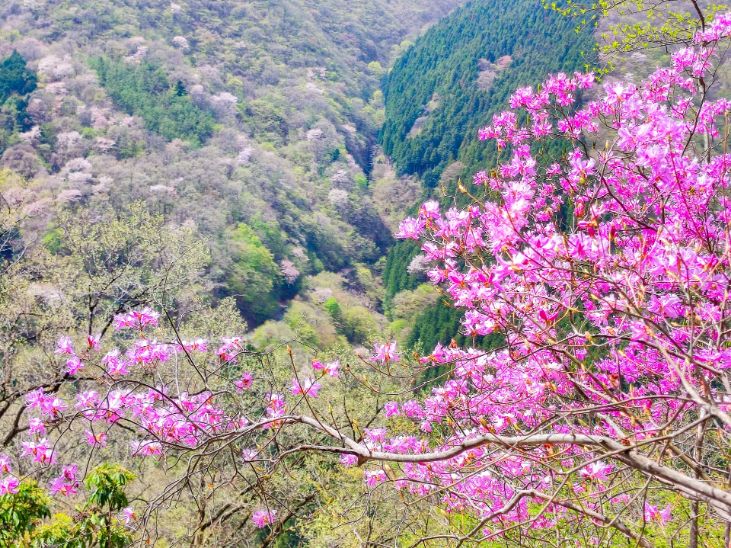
xmin=5 ymin=13 xmax=731 ymax=547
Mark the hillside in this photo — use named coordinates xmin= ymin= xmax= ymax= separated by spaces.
xmin=381 ymin=0 xmax=595 ymax=186
xmin=379 ymin=0 xmax=596 ymax=353
xmin=0 ymin=0 xmax=464 ymax=325
xmin=2 ymin=1 xmax=730 ymax=546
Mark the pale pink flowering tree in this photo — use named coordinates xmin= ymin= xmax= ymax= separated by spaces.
xmin=8 ymin=14 xmax=731 ymax=547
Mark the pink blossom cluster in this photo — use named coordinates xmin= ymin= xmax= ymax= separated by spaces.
xmin=50 ymin=464 xmax=79 ymax=497
xmin=371 ymin=342 xmax=399 ymax=364
xmin=251 ymin=508 xmax=277 ymax=528
xmin=55 ymin=335 xmax=86 ymax=375
xmin=112 ymin=307 xmax=160 ymax=330
xmin=0 ymin=455 xmax=19 ymax=496
xmin=387 ymin=15 xmax=731 ymax=530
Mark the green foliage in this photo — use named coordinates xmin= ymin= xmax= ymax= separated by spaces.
xmin=0 ymin=471 xmax=134 ymax=547
xmin=224 ymin=223 xmax=282 ymax=324
xmin=383 ymin=240 xmax=422 ymax=311
xmin=0 ymin=51 xmax=37 ymax=105
xmin=32 ymin=465 xmax=135 ymax=548
xmin=283 ymin=300 xmax=339 ymax=348
xmin=381 ymin=0 xmax=595 ymax=184
xmin=84 ymin=463 xmax=135 ymax=512
xmin=243 ymin=98 xmax=290 ymax=145
xmin=42 ymin=227 xmax=63 ymax=254
xmin=340 ymin=304 xmax=379 ymax=344
xmin=391 ymin=284 xmax=437 ymax=318
xmin=322 ymin=296 xmax=343 ymax=324
xmin=91 ymin=56 xmax=215 ymax=145
xmin=350 ymin=263 xmax=385 ymax=305
xmin=249 ymin=218 xmax=288 ymax=259
xmin=0 ymin=480 xmax=51 ymax=545
xmin=406 ymin=297 xmax=462 ymax=352
xmin=0 ymin=51 xmax=37 ymax=146
xmin=381 ymin=0 xmax=594 ymax=352
xmin=354 ymin=172 xmax=368 ymax=190
xmin=32 ymin=513 xmax=78 ymax=548
xmin=546 ymin=1 xmax=727 ymax=53
xmin=1 ymin=95 xmax=33 ymax=136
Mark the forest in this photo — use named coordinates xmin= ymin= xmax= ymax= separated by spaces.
xmin=1 ymin=0 xmax=731 ymax=546
xmin=92 ymin=57 xmax=216 ymax=145
xmin=381 ymin=0 xmax=596 ymax=353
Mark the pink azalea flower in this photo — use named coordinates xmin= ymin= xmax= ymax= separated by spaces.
xmin=55 ymin=336 xmax=74 ymax=355
xmin=323 ymin=360 xmax=340 ymax=377
xmin=0 ymin=475 xmax=19 ymax=495
xmin=26 ymin=390 xmax=66 ymax=419
xmin=85 ymin=430 xmax=108 ymax=447
xmin=290 ymin=378 xmax=321 ymax=397
xmin=473 ymin=170 xmax=489 ymax=185
xmin=130 ymin=440 xmax=163 ymax=457
xmin=87 ymin=334 xmax=100 ymax=350
xmin=396 ymin=217 xmax=425 ymax=240
xmin=234 ymin=371 xmax=254 ymax=392
xmin=372 ymin=342 xmax=399 ymax=364
xmin=579 ymin=461 xmax=613 ymax=483
xmin=121 ymin=506 xmax=136 ymax=525
xmin=644 ymin=502 xmax=672 ymax=524
xmin=28 ymin=418 xmax=46 ymax=436
xmin=179 ymin=338 xmax=208 ymax=352
xmin=364 ymin=469 xmax=388 ymax=488
xmin=21 ymin=438 xmax=55 ymax=465
xmin=251 ymin=509 xmax=277 ymax=528
xmin=217 ymin=337 xmax=243 ymax=363
xmin=113 ymin=307 xmax=160 ymax=330
xmin=65 ymin=356 xmax=84 ymax=375
xmin=266 ymin=393 xmax=285 ymax=417
xmin=420 ymin=200 xmax=441 ymax=219
xmin=50 ymin=464 xmax=79 ymax=497
xmin=0 ymin=455 xmax=11 ymax=474
xmin=364 ymin=428 xmax=387 ymax=444
xmin=384 ymin=401 xmax=400 ymax=417
xmin=339 ymin=454 xmax=358 ymax=467
xmin=102 ymin=349 xmax=129 ymax=377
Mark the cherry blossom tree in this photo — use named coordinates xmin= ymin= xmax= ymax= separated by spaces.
xmin=5 ymin=12 xmax=731 ymax=547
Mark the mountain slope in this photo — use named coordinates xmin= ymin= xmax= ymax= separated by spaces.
xmin=0 ymin=0 xmax=465 ymax=324
xmin=379 ymin=0 xmax=596 ymax=352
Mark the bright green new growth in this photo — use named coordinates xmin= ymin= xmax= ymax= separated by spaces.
xmin=0 ymin=480 xmax=51 ymax=545
xmin=224 ymin=222 xmax=282 ymax=324
xmin=545 ymin=0 xmax=729 ymax=75
xmin=0 ymin=465 xmax=134 ymax=547
xmin=84 ymin=464 xmax=135 ymax=512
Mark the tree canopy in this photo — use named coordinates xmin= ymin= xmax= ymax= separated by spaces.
xmin=0 ymin=51 xmax=37 ymax=104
